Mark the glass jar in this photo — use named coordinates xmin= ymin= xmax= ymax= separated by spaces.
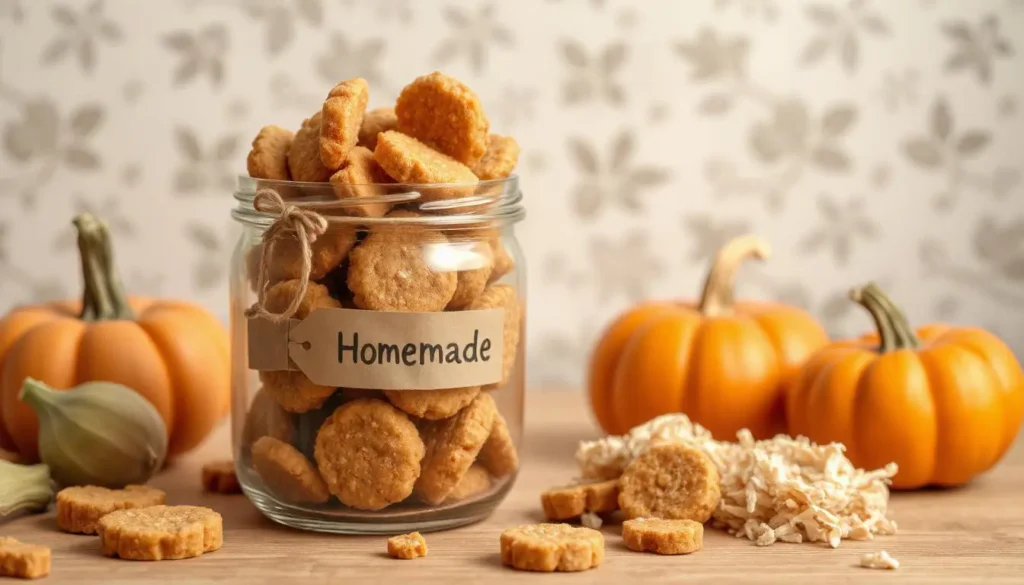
xmin=228 ymin=175 xmax=525 ymax=534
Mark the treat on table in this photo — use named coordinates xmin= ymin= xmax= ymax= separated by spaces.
xmin=252 ymin=436 xmax=330 ymax=505
xmin=617 ymin=442 xmax=720 ymax=523
xmin=387 ymin=532 xmax=428 ymax=560
xmin=541 ymin=479 xmax=619 ymax=521
xmin=97 ymin=505 xmax=223 ymax=561
xmin=499 ymin=524 xmax=604 ymax=573
xmin=202 ymin=460 xmax=242 ymax=494
xmin=56 ymin=485 xmax=167 ymax=535
xmin=0 ymin=537 xmax=50 ymax=580
xmin=622 ymin=518 xmax=704 ymax=555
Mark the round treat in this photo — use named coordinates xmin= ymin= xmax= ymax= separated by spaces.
xmin=242 ymin=387 xmax=295 ymax=444
xmin=358 ymin=107 xmax=397 ymax=151
xmin=467 ymin=285 xmax=522 ymax=390
xmin=372 ymin=131 xmax=478 ymax=202
xmin=414 ymin=393 xmax=496 ymax=505
xmin=320 ymin=78 xmax=369 ymax=170
xmin=314 ymin=398 xmax=424 ymax=511
xmin=444 ymin=465 xmax=493 ymax=503
xmin=617 ymin=442 xmax=720 ymax=522
xmin=540 ymin=479 xmax=619 ymax=521
xmin=383 ymin=386 xmax=481 ymax=420
xmin=622 ymin=518 xmax=704 ymax=555
xmin=97 ymin=505 xmax=222 ymax=561
xmin=478 ymin=412 xmax=518 ymax=478
xmin=56 ymin=485 xmax=167 ymax=535
xmin=499 ymin=524 xmax=604 ymax=572
xmin=259 ymin=370 xmax=336 ymax=414
xmin=395 ymin=71 xmax=489 ymax=166
xmin=472 ymin=134 xmax=520 ymax=180
xmin=251 ymin=436 xmax=329 ymax=504
xmin=201 ymin=460 xmax=241 ymax=494
xmin=287 ymin=111 xmax=334 ymax=182
xmin=487 ymin=238 xmax=515 ymax=283
xmin=329 ymin=146 xmax=394 ymax=218
xmin=246 ymin=125 xmax=294 ymax=180
xmin=266 ymin=228 xmax=358 ymax=283
xmin=347 ymin=228 xmax=457 ymax=312
xmin=445 ymin=241 xmax=493 ymax=310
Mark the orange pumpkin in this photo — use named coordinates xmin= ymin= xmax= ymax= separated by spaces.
xmin=0 ymin=213 xmax=230 ymax=462
xmin=588 ymin=235 xmax=829 ymax=439
xmin=786 ymin=282 xmax=1024 ymax=489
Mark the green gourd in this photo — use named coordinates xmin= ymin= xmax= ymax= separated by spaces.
xmin=0 ymin=460 xmax=54 ymax=516
xmin=19 ymin=378 xmax=168 ymax=488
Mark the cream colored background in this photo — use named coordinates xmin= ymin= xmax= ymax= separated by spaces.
xmin=0 ymin=0 xmax=1022 ymax=387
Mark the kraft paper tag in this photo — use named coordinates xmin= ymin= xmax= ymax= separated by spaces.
xmin=247 ymin=308 xmax=505 ymax=390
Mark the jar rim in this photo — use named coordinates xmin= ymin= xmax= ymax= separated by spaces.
xmin=231 ymin=174 xmax=525 ymax=229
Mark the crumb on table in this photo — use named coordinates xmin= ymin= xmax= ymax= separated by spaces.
xmin=387 ymin=532 xmax=428 ymax=560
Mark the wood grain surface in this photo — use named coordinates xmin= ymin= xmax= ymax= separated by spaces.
xmin=2 ymin=390 xmax=1023 ymax=584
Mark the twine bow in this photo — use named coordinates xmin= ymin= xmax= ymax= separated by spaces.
xmin=243 ymin=189 xmax=328 ymax=323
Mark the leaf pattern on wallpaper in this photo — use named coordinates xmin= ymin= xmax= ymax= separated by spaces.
xmin=681 ymin=214 xmax=753 ymax=264
xmin=173 ymin=127 xmax=239 ymax=195
xmin=0 ymin=222 xmax=68 ymax=302
xmin=590 ymin=230 xmax=664 ymax=303
xmin=878 ymin=68 xmax=920 ymax=112
xmin=798 ymin=194 xmax=879 ymax=266
xmin=942 ymin=15 xmax=1013 ymax=85
xmin=242 ymin=0 xmax=323 ymax=56
xmin=52 ymin=196 xmax=134 ymax=251
xmin=41 ymin=1 xmax=123 ymax=73
xmin=920 ymin=216 xmax=1024 ymax=308
xmin=315 ymin=34 xmax=386 ymax=88
xmin=714 ymin=0 xmax=778 ymax=22
xmin=532 ymin=322 xmax=601 ymax=386
xmin=561 ymin=40 xmax=628 ymax=107
xmin=433 ymin=4 xmax=515 ymax=75
xmin=185 ymin=222 xmax=234 ymax=292
xmin=163 ymin=24 xmax=229 ymax=89
xmin=491 ymin=86 xmax=537 ymax=131
xmin=567 ymin=131 xmax=670 ymax=219
xmin=0 ymin=0 xmax=23 ymax=22
xmin=799 ymin=0 xmax=889 ymax=74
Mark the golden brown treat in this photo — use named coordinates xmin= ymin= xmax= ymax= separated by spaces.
xmin=314 ymin=399 xmax=424 ymax=511
xmin=472 ymin=135 xmax=520 ymax=180
xmin=347 ymin=228 xmax=457 ymax=312
xmin=97 ymin=505 xmax=223 ymax=561
xmin=245 ymin=242 xmax=264 ymax=292
xmin=288 ymin=111 xmax=334 ymax=182
xmin=386 ymin=532 xmax=427 ymax=560
xmin=395 ymin=72 xmax=489 ymax=167
xmin=202 ymin=460 xmax=241 ymax=494
xmin=467 ymin=285 xmax=521 ymax=389
xmin=329 ymin=145 xmax=394 ymax=218
xmin=414 ymin=393 xmax=496 ymax=505
xmin=383 ymin=387 xmax=480 ymax=420
xmin=56 ymin=485 xmax=167 ymax=535
xmin=445 ymin=240 xmax=493 ymax=310
xmin=266 ymin=226 xmax=358 ymax=283
xmin=320 ymin=78 xmax=370 ymax=170
xmin=478 ymin=412 xmax=518 ymax=478
xmin=0 ymin=537 xmax=50 ymax=579
xmin=488 ymin=238 xmax=515 ymax=284
xmin=499 ymin=524 xmax=604 ymax=572
xmin=444 ymin=465 xmax=493 ymax=503
xmin=373 ymin=131 xmax=478 ymax=202
xmin=359 ymin=107 xmax=398 ymax=151
xmin=541 ymin=479 xmax=619 ymax=521
xmin=251 ymin=436 xmax=330 ymax=504
xmin=242 ymin=387 xmax=295 ymax=444
xmin=246 ymin=125 xmax=294 ymax=180
xmin=622 ymin=518 xmax=704 ymax=555
xmin=618 ymin=442 xmax=720 ymax=522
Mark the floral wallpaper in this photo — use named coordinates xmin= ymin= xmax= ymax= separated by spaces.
xmin=0 ymin=0 xmax=1022 ymax=388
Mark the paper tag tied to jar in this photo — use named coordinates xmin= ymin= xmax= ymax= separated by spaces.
xmin=243 ymin=189 xmax=505 ymax=390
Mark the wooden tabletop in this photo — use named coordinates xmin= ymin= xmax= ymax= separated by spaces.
xmin=3 ymin=389 xmax=1023 ymax=584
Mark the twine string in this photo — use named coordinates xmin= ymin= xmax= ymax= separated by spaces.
xmin=243 ymin=188 xmax=328 ymax=323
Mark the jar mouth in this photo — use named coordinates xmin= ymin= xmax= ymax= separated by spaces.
xmin=232 ymin=174 xmax=525 ymax=229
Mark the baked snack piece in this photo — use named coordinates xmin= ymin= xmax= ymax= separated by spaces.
xmin=387 ymin=532 xmax=427 ymax=560
xmin=467 ymin=284 xmax=521 ymax=389
xmin=541 ymin=479 xmax=619 ymax=521
xmin=444 ymin=464 xmax=493 ymax=503
xmin=97 ymin=505 xmax=223 ymax=561
xmin=0 ymin=537 xmax=50 ymax=579
xmin=56 ymin=485 xmax=167 ymax=535
xmin=266 ymin=226 xmax=358 ymax=283
xmin=478 ymin=412 xmax=518 ymax=478
xmin=242 ymin=387 xmax=295 ymax=444
xmin=621 ymin=518 xmax=703 ymax=555
xmin=358 ymin=107 xmax=397 ymax=151
xmin=487 ymin=238 xmax=514 ymax=283
xmin=252 ymin=436 xmax=330 ymax=504
xmin=396 ymin=72 xmax=489 ymax=167
xmin=347 ymin=227 xmax=457 ymax=311
xmin=373 ymin=130 xmax=478 ymax=202
xmin=320 ymin=78 xmax=369 ymax=170
xmin=617 ymin=442 xmax=720 ymax=522
xmin=383 ymin=386 xmax=480 ymax=420
xmin=472 ymin=135 xmax=520 ymax=180
xmin=499 ymin=524 xmax=604 ymax=572
xmin=202 ymin=460 xmax=242 ymax=494
xmin=288 ymin=111 xmax=334 ymax=182
xmin=446 ymin=240 xmax=493 ymax=310
xmin=314 ymin=398 xmax=424 ymax=510
xmin=329 ymin=145 xmax=393 ymax=218
xmin=247 ymin=125 xmax=294 ymax=180
xmin=414 ymin=393 xmax=496 ymax=505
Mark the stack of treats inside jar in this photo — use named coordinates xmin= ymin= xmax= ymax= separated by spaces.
xmin=240 ymin=72 xmax=522 ymax=512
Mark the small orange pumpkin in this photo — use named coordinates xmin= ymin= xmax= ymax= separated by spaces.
xmin=786 ymin=282 xmax=1024 ymax=489
xmin=587 ymin=235 xmax=829 ymax=439
xmin=0 ymin=213 xmax=230 ymax=462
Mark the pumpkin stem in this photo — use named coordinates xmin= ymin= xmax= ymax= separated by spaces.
xmin=849 ymin=283 xmax=918 ymax=352
xmin=73 ymin=213 xmax=134 ymax=321
xmin=864 ymin=282 xmax=921 ymax=350
xmin=698 ymin=235 xmax=771 ymax=317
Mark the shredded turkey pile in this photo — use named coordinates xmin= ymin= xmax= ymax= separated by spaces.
xmin=575 ymin=414 xmax=898 ymax=548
